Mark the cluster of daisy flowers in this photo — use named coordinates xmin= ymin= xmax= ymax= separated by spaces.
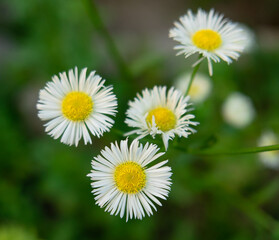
xmin=37 ymin=67 xmax=193 ymax=220
xmin=37 ymin=8 xmax=250 ymax=221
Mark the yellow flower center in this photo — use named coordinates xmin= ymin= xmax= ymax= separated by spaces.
xmin=62 ymin=91 xmax=93 ymax=121
xmin=146 ymin=107 xmax=176 ymax=132
xmin=192 ymin=29 xmax=222 ymax=51
xmin=114 ymin=162 xmax=146 ymax=194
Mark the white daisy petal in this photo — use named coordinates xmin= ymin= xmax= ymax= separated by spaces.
xmin=169 ymin=8 xmax=247 ymax=75
xmin=37 ymin=67 xmax=118 ymax=146
xmin=88 ymin=139 xmax=172 ymax=221
xmin=125 ymin=86 xmax=198 ymax=150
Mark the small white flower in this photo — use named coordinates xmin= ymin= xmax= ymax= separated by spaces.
xmin=174 ymin=72 xmax=212 ymax=103
xmin=222 ymin=92 xmax=255 ymax=128
xmin=238 ymin=24 xmax=256 ymax=53
xmin=125 ymin=86 xmax=198 ymax=150
xmin=37 ymin=67 xmax=117 ymax=146
xmin=169 ymin=8 xmax=246 ymax=75
xmin=87 ymin=139 xmax=172 ymax=221
xmin=258 ymin=130 xmax=279 ymax=169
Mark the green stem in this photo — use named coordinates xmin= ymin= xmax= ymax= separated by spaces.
xmin=186 ymin=144 xmax=279 ymax=157
xmin=185 ymin=56 xmax=203 ymax=96
xmin=111 ymin=128 xmax=279 ymax=156
xmin=84 ymin=0 xmax=132 ymax=82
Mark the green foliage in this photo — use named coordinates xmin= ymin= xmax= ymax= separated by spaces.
xmin=0 ymin=225 xmax=39 ymax=240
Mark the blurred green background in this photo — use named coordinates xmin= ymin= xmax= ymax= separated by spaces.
xmin=1 ymin=0 xmax=279 ymax=239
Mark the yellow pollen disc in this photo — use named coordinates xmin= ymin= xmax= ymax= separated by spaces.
xmin=192 ymin=29 xmax=222 ymax=51
xmin=62 ymin=91 xmax=93 ymax=121
xmin=114 ymin=162 xmax=146 ymax=194
xmin=146 ymin=107 xmax=176 ymax=132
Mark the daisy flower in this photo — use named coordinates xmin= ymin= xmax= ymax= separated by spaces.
xmin=87 ymin=139 xmax=172 ymax=221
xmin=174 ymin=72 xmax=212 ymax=103
xmin=169 ymin=8 xmax=246 ymax=75
xmin=37 ymin=67 xmax=117 ymax=146
xmin=125 ymin=86 xmax=198 ymax=150
xmin=258 ymin=130 xmax=279 ymax=169
xmin=222 ymin=92 xmax=255 ymax=128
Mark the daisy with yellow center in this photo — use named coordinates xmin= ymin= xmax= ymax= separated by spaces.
xmin=88 ymin=139 xmax=172 ymax=221
xmin=169 ymin=9 xmax=246 ymax=75
xmin=125 ymin=86 xmax=198 ymax=150
xmin=37 ymin=67 xmax=117 ymax=146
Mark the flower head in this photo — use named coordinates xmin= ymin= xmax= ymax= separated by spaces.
xmin=37 ymin=67 xmax=117 ymax=146
xmin=222 ymin=92 xmax=255 ymax=128
xmin=174 ymin=72 xmax=212 ymax=103
xmin=125 ymin=86 xmax=198 ymax=150
xmin=169 ymin=9 xmax=246 ymax=75
xmin=87 ymin=139 xmax=172 ymax=221
xmin=258 ymin=130 xmax=279 ymax=169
